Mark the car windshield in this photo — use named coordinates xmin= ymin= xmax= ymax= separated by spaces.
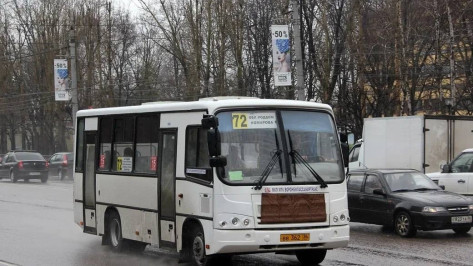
xmin=15 ymin=152 xmax=44 ymax=161
xmin=216 ymin=110 xmax=344 ymax=185
xmin=385 ymin=172 xmax=439 ymax=191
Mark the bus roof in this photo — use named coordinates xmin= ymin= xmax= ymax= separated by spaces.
xmin=76 ymin=97 xmax=333 ymax=117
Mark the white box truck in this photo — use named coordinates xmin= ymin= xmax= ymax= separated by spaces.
xmin=348 ymin=115 xmax=473 ymax=174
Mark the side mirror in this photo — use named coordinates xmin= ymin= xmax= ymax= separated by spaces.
xmin=339 ymin=133 xmax=349 ymax=168
xmin=439 ymin=185 xmax=445 ymax=190
xmin=373 ymin=188 xmax=385 ymax=196
xmin=209 ymin=156 xmax=227 ymax=167
xmin=207 ymin=128 xmax=221 ymax=157
xmin=441 ymin=164 xmax=451 ymax=173
xmin=202 ymin=115 xmax=218 ymax=129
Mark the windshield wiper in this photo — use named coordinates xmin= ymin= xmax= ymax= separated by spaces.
xmin=414 ymin=187 xmax=438 ymax=191
xmin=287 ymin=130 xmax=328 ymax=188
xmin=253 ymin=150 xmax=282 ymax=190
xmin=392 ymin=189 xmax=414 ymax=192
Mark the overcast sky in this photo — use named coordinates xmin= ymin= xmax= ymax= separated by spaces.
xmin=114 ymin=0 xmax=142 ymax=17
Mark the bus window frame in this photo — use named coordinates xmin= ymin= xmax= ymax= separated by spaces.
xmin=184 ymin=125 xmax=213 ymax=184
xmin=95 ymin=114 xmax=160 ymax=178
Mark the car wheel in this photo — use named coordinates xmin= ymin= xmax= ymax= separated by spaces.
xmin=41 ymin=176 xmax=48 ymax=183
xmin=295 ymin=249 xmax=327 ymax=265
xmin=394 ymin=211 xmax=416 ymax=237
xmin=10 ymin=171 xmax=17 ymax=183
xmin=453 ymin=226 xmax=471 ymax=234
xmin=109 ymin=212 xmax=125 ymax=252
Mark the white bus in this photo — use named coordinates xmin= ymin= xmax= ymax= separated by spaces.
xmin=73 ymin=97 xmax=349 ymax=265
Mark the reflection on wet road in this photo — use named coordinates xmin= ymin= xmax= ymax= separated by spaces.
xmin=0 ymin=180 xmax=471 ymax=266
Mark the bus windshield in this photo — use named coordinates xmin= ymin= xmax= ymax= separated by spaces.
xmin=216 ymin=110 xmax=344 ymax=186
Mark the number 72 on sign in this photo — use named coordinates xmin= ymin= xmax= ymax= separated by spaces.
xmin=232 ymin=113 xmax=248 ymax=129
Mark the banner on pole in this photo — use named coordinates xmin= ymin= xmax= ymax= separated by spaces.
xmin=54 ymin=59 xmax=70 ymax=101
xmin=271 ymin=25 xmax=291 ymax=86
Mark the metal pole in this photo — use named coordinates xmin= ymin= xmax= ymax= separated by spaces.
xmin=292 ymin=0 xmax=305 ymax=101
xmin=69 ymin=26 xmax=78 ymax=131
xmin=108 ymin=1 xmax=113 ymax=106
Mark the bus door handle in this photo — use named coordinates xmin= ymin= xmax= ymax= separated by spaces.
xmin=458 ymin=179 xmax=466 ymax=184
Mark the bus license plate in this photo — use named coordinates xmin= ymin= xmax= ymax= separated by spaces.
xmin=451 ymin=216 xmax=472 ymax=224
xmin=280 ymin=233 xmax=310 ymax=242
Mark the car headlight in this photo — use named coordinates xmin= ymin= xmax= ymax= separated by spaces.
xmin=422 ymin=206 xmax=447 ymax=213
xmin=469 ymin=205 xmax=473 ymax=211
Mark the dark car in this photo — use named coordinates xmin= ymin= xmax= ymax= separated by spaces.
xmin=347 ymin=169 xmax=473 ymax=237
xmin=0 ymin=151 xmax=49 ymax=183
xmin=48 ymin=152 xmax=73 ymax=180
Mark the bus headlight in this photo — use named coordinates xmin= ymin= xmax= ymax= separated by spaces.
xmin=232 ymin=217 xmax=240 ymax=225
xmin=331 ymin=210 xmax=349 ymax=225
xmin=219 ymin=221 xmax=227 ymax=227
xmin=215 ymin=214 xmax=254 ymax=229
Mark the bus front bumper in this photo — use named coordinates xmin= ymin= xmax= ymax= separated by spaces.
xmin=209 ymin=225 xmax=349 ymax=255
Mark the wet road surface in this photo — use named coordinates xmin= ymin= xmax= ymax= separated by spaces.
xmin=0 ymin=179 xmax=471 ymax=266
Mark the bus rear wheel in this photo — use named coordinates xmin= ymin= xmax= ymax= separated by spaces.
xmin=109 ymin=212 xmax=125 ymax=252
xmin=295 ymin=249 xmax=327 ymax=266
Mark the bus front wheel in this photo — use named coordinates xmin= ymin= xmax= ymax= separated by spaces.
xmin=190 ymin=227 xmax=208 ymax=266
xmin=295 ymin=249 xmax=327 ymax=266
xmin=109 ymin=212 xmax=125 ymax=252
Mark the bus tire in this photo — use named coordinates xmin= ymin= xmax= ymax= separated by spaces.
xmin=295 ymin=249 xmax=327 ymax=265
xmin=109 ymin=211 xmax=125 ymax=252
xmin=190 ymin=227 xmax=208 ymax=266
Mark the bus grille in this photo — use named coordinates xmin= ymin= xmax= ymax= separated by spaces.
xmin=258 ymin=193 xmax=326 ymax=224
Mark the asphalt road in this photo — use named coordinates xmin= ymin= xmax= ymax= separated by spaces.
xmin=0 ymin=179 xmax=471 ymax=266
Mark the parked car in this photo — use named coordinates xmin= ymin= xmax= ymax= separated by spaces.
xmin=427 ymin=149 xmax=473 ymax=195
xmin=347 ymin=169 xmax=473 ymax=237
xmin=0 ymin=150 xmax=49 ymax=183
xmin=48 ymin=152 xmax=73 ymax=180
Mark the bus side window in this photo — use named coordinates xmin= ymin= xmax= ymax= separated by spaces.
xmin=135 ymin=116 xmax=159 ymax=174
xmin=112 ymin=117 xmax=134 ymax=172
xmin=185 ymin=126 xmax=211 ymax=182
xmin=98 ymin=118 xmax=112 ymax=171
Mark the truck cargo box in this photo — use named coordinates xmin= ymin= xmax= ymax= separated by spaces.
xmin=349 ymin=115 xmax=473 ymax=173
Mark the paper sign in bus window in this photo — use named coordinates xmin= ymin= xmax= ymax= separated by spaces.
xmin=229 ymin=171 xmax=243 ymax=181
xmin=232 ymin=112 xmax=277 ymax=129
xmin=150 ymin=156 xmax=157 ymax=171
xmin=117 ymin=157 xmax=133 ymax=172
xmin=99 ymin=154 xmax=105 ymax=169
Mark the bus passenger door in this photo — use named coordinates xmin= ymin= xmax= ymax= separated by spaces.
xmin=159 ymin=130 xmax=177 ymax=248
xmin=84 ymin=132 xmax=97 ymax=234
